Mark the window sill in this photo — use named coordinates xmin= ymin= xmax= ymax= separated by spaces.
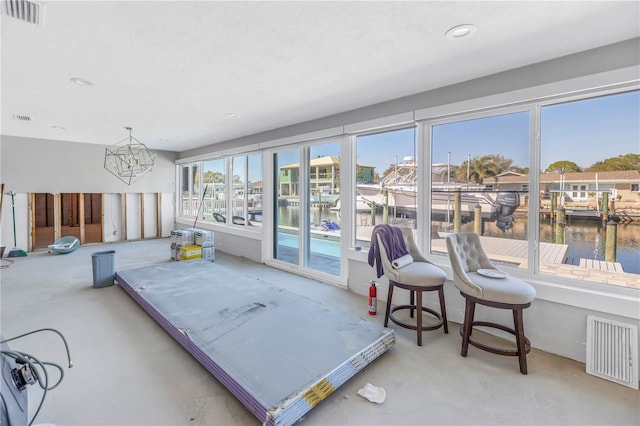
xmin=349 ymin=247 xmax=640 ymax=320
xmin=175 ymin=217 xmax=263 ymax=240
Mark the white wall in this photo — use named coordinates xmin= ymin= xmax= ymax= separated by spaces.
xmin=103 ymin=194 xmax=123 ymax=243
xmin=1 ymin=136 xmax=177 ymax=193
xmin=0 ymin=136 xmax=178 ymax=248
xmin=143 ymin=193 xmax=158 ymax=238
xmin=0 ymin=192 xmax=28 ymax=251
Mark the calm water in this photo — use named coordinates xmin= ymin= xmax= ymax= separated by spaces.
xmin=471 ymin=216 xmax=639 ymax=274
xmin=278 ymin=206 xmax=639 ymax=274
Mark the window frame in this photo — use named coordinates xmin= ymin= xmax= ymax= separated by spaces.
xmin=419 ymin=104 xmax=537 ymax=271
xmin=175 ymin=151 xmax=263 ymax=233
xmin=352 ymin=125 xmax=418 ymax=249
xmin=409 ymin=88 xmax=639 ymax=318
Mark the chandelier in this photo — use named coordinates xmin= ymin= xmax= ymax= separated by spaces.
xmin=104 ymin=127 xmax=156 ymax=185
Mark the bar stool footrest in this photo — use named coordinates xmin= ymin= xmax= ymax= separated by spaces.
xmin=460 ymin=321 xmax=531 ymax=357
xmin=390 ymin=305 xmax=444 ymax=332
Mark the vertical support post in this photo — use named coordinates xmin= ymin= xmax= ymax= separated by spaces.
xmin=79 ymin=193 xmax=86 ymax=244
xmin=156 ymin=193 xmax=162 ymax=238
xmin=605 ymin=220 xmax=617 ymax=262
xmin=474 ymin=204 xmax=482 ymax=235
xmin=609 ymin=199 xmax=616 ymax=217
xmin=121 ymin=193 xmax=127 ymax=241
xmin=53 ymin=193 xmax=61 ymax=241
xmin=382 ymin=189 xmax=388 ymax=224
xmin=550 ymin=192 xmax=556 ymax=224
xmin=29 ymin=193 xmax=36 ymax=251
xmin=101 ymin=194 xmax=105 ymax=242
xmin=140 ymin=193 xmax=145 ymax=239
xmin=601 ymin=192 xmax=609 ymax=224
xmin=454 ymin=188 xmax=461 ymax=233
xmin=555 ymin=207 xmax=566 ymax=244
xmin=370 ymin=201 xmax=376 ymax=226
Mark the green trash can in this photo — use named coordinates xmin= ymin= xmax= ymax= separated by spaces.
xmin=91 ymin=250 xmax=116 ymax=288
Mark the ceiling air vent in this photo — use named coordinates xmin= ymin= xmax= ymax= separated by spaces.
xmin=2 ymin=0 xmax=43 ymax=26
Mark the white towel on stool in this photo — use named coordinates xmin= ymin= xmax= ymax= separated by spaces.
xmin=392 ymin=254 xmax=413 ymax=269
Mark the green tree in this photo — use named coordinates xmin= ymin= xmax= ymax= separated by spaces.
xmin=545 ymin=160 xmax=582 ymax=173
xmin=510 ymin=166 xmax=529 ymax=174
xmin=486 ymin=154 xmax=514 ymax=172
xmin=203 ymin=170 xmax=225 ymax=183
xmin=587 ymin=153 xmax=640 ymax=172
xmin=457 ymin=155 xmax=501 ymax=184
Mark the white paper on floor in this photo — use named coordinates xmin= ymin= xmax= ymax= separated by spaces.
xmin=357 ymin=383 xmax=386 ymax=403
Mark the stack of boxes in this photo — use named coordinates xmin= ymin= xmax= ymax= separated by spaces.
xmin=170 ymin=228 xmax=215 ymax=261
xmin=195 ymin=229 xmax=215 ymax=261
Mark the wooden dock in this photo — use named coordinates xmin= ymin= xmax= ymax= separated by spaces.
xmin=578 ymin=258 xmax=624 ymax=272
xmin=356 ymin=226 xmax=638 ymax=289
xmin=431 ymin=233 xmax=568 ymax=268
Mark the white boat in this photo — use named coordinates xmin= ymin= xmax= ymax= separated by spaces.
xmin=309 ymin=193 xmax=340 ymax=204
xmin=330 ymin=196 xmax=371 ymax=213
xmin=356 ymin=161 xmax=520 ymax=230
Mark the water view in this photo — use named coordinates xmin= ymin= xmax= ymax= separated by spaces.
xmin=278 ymin=205 xmax=639 ymax=274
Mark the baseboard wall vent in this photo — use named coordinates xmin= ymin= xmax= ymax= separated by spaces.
xmin=2 ymin=0 xmax=44 ymax=26
xmin=586 ymin=315 xmax=638 ymax=389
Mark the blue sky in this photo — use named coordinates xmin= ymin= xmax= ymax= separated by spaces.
xmin=275 ymin=90 xmax=639 ymax=176
xmin=540 ymin=90 xmax=639 ymax=170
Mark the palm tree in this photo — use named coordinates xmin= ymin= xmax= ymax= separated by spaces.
xmin=456 ymin=155 xmax=500 ymax=184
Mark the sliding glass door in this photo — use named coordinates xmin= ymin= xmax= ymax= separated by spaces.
xmin=274 ymin=150 xmax=300 ymax=266
xmin=273 ymin=141 xmax=342 ymax=277
xmin=306 ymin=142 xmax=341 ymax=275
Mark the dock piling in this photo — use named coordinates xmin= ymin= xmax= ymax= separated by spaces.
xmin=370 ymin=201 xmax=376 ymax=226
xmin=605 ymin=220 xmax=617 ymax=262
xmin=602 ymin=192 xmax=609 ymax=224
xmin=474 ymin=204 xmax=482 ymax=235
xmin=555 ymin=207 xmax=566 ymax=244
xmin=454 ymin=188 xmax=461 ymax=233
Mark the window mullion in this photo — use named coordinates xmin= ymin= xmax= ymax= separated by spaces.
xmin=529 ymin=105 xmax=541 ymax=274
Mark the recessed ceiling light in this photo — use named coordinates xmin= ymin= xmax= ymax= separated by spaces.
xmin=70 ymin=77 xmax=94 ymax=86
xmin=225 ymin=113 xmax=239 ymax=118
xmin=445 ymin=24 xmax=477 ymax=40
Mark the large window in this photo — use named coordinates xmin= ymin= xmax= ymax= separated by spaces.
xmin=429 ymin=111 xmax=530 ymax=269
xmin=177 ymin=153 xmax=262 ymax=227
xmin=175 ymin=87 xmax=638 ymax=291
xmin=202 ymin=158 xmax=226 ymax=223
xmin=540 ymin=91 xmax=639 ymax=282
xmin=355 ymin=127 xmax=416 ymax=248
xmin=423 ymin=90 xmax=639 ymax=287
xmin=179 ymin=163 xmax=199 ymax=217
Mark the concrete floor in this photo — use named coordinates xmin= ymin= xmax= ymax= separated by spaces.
xmin=1 ymin=238 xmax=638 ymax=426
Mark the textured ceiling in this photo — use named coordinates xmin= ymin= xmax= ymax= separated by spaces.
xmin=1 ymin=1 xmax=639 ymax=152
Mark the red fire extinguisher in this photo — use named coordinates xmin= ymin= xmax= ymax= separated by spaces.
xmin=369 ymin=280 xmax=377 ymax=315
